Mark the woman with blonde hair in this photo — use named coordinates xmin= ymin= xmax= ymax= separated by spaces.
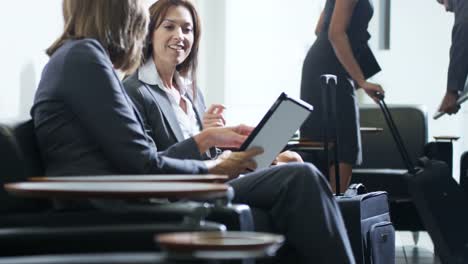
xmin=32 ymin=0 xmax=261 ymax=178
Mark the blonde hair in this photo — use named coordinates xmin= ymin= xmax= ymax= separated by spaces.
xmin=47 ymin=0 xmax=149 ymax=73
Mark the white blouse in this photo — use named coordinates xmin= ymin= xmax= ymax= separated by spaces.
xmin=138 ymin=59 xmax=201 ymax=139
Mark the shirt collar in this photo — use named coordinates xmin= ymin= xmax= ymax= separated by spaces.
xmin=138 ymin=58 xmax=193 ymax=98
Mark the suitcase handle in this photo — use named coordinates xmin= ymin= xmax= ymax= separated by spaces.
xmin=344 ymin=183 xmax=367 ymax=197
xmin=320 ymin=74 xmax=341 ymax=194
xmin=374 ymin=92 xmax=417 ymax=174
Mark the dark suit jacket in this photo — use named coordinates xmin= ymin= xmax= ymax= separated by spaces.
xmin=31 ymin=38 xmax=207 ymax=176
xmin=123 ymin=72 xmax=216 ymax=159
xmin=447 ymin=0 xmax=468 ymax=92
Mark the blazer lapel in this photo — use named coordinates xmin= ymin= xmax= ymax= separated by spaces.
xmin=186 ymin=91 xmax=205 ymax=129
xmin=115 ymin=71 xmax=147 ymax=133
xmin=145 ymin=84 xmax=185 ymax=142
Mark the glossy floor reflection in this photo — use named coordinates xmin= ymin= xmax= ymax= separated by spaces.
xmin=396 ymin=231 xmax=441 ymax=264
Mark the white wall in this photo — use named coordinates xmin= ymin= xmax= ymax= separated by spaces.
xmin=222 ymin=0 xmax=323 ymax=126
xmin=0 ymin=1 xmax=63 ymax=120
xmin=196 ymin=0 xmax=226 ymax=106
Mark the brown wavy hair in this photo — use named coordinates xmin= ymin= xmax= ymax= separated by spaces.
xmin=47 ymin=0 xmax=148 ymax=73
xmin=146 ymin=0 xmax=201 ymax=84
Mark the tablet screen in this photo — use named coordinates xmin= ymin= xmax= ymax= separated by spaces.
xmin=239 ymin=93 xmax=313 ymax=169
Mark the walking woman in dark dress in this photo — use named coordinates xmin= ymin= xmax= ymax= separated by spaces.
xmin=300 ymin=0 xmax=385 ymax=192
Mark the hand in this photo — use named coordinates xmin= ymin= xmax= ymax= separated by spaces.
xmin=272 ymin=151 xmax=304 ymax=165
xmin=207 ymin=147 xmax=263 ymax=179
xmin=204 ymin=124 xmax=255 ymax=149
xmin=359 ymin=81 xmax=384 ymax=103
xmin=438 ymin=91 xmax=460 ymax=115
xmin=194 ymin=124 xmax=254 ymax=153
xmin=203 ymin=104 xmax=226 ymax=129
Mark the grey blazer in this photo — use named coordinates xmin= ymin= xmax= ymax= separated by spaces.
xmin=123 ymin=72 xmax=215 ymax=159
xmin=31 ymin=38 xmax=207 ymax=176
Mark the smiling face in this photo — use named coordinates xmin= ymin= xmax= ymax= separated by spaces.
xmin=151 ymin=5 xmax=194 ymax=69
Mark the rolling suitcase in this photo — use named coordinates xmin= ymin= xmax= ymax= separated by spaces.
xmin=375 ymin=92 xmax=468 ymax=264
xmin=320 ymin=75 xmax=395 ymax=264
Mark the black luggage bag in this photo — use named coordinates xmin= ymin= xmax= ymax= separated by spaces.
xmin=375 ymin=92 xmax=468 ymax=264
xmin=320 ymin=75 xmax=395 ymax=264
xmin=459 ymin=151 xmax=468 ymax=198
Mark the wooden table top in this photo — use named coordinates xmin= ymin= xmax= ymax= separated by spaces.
xmin=156 ymin=231 xmax=284 ymax=259
xmin=29 ymin=174 xmax=229 ymax=183
xmin=286 ymin=140 xmax=334 ymax=151
xmin=433 ymin=135 xmax=460 ymax=141
xmin=5 ymin=182 xmax=230 ymax=200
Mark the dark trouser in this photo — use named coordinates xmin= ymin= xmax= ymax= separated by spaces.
xmin=228 ymin=163 xmax=355 ymax=264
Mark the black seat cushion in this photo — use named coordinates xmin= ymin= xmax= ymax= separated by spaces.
xmin=0 ymin=120 xmax=51 ymax=213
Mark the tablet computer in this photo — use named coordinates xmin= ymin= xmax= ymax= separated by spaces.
xmin=239 ymin=92 xmax=313 ymax=169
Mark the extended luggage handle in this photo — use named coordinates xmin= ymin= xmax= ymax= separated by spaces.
xmin=374 ymin=92 xmax=417 ymax=174
xmin=320 ymin=74 xmax=341 ymax=194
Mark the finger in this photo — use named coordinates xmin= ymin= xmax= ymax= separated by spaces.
xmin=205 ymin=120 xmax=224 ymax=127
xmin=243 ymin=159 xmax=258 ymax=171
xmin=213 ymin=105 xmax=226 ymax=115
xmin=216 ymin=120 xmax=225 ymax=127
xmin=243 ymin=147 xmax=264 ymax=158
xmin=235 ymin=124 xmax=255 ymax=135
xmin=449 ymin=105 xmax=460 ymax=114
xmin=232 ymin=135 xmax=248 ymax=146
xmin=205 ymin=114 xmax=226 ymax=125
xmin=205 ymin=123 xmax=224 ymax=128
xmin=206 ymin=104 xmax=217 ymax=114
xmin=204 ymin=113 xmax=222 ymax=120
xmin=219 ymin=135 xmax=248 ymax=148
xmin=371 ymin=85 xmax=383 ymax=93
xmin=379 ymin=86 xmax=385 ymax=94
xmin=204 ymin=117 xmax=225 ymax=125
xmin=207 ymin=104 xmax=226 ymax=114
xmin=377 ymin=86 xmax=384 ymax=94
xmin=219 ymin=114 xmax=226 ymax=125
xmin=372 ymin=95 xmax=380 ymax=103
xmin=218 ymin=150 xmax=232 ymax=159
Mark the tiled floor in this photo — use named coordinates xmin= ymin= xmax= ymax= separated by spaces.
xmin=396 ymin=231 xmax=441 ymax=264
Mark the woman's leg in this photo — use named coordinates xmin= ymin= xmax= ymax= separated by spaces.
xmin=228 ymin=163 xmax=355 ymax=264
xmin=329 ymin=162 xmax=353 ymax=194
xmin=331 ymin=77 xmax=362 ymax=192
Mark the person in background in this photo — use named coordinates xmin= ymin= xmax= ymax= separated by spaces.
xmin=300 ymin=0 xmax=384 ymax=192
xmin=31 ymin=0 xmax=355 ymax=263
xmin=436 ymin=0 xmax=468 ymax=115
xmin=123 ymin=0 xmax=354 ymax=263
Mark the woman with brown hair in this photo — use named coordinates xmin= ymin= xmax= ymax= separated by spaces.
xmin=123 ymin=1 xmax=355 ymax=263
xmin=31 ymin=0 xmax=261 ymax=178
